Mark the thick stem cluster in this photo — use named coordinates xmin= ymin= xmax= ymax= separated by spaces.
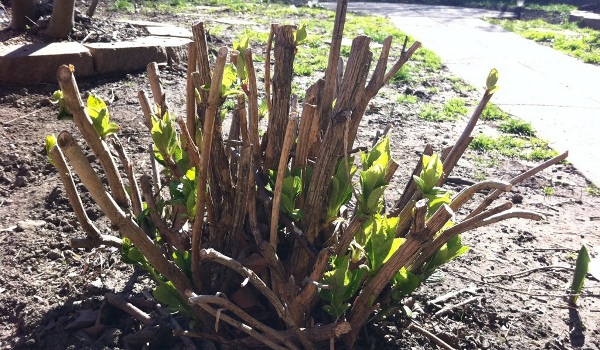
xmin=48 ymin=1 xmax=562 ymax=348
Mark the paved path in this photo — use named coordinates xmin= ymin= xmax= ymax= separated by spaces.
xmin=323 ymin=2 xmax=600 ymax=185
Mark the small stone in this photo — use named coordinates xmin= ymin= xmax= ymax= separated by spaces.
xmin=511 ymin=193 xmax=523 ymax=204
xmin=16 ymin=220 xmax=47 ymax=232
xmin=47 ymin=249 xmax=63 ymax=260
xmin=14 ymin=175 xmax=27 ymax=187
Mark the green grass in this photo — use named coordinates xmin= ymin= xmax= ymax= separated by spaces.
xmin=489 ymin=18 xmax=600 ymax=65
xmin=413 ymin=48 xmax=444 ymax=72
xmin=470 ymin=134 xmax=558 ymax=161
xmin=443 ymin=97 xmax=468 ymax=119
xmin=391 ymin=65 xmax=415 ymax=83
xmin=112 ymin=0 xmax=134 ymax=11
xmin=587 ymin=183 xmax=600 ymax=197
xmin=498 ymin=118 xmax=535 ymax=136
xmin=419 ymin=103 xmax=443 ymax=121
xmin=386 ymin=0 xmax=575 ymax=16
xmin=396 ymin=94 xmax=418 ymax=104
xmin=543 ymin=186 xmax=555 ymax=196
xmin=450 ymin=77 xmax=476 ymax=95
xmin=481 ymin=102 xmax=509 ymax=121
xmin=420 ymin=98 xmax=467 ymax=121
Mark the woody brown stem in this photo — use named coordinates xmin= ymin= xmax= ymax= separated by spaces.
xmin=57 ymin=131 xmax=194 ymax=302
xmin=199 ymin=248 xmax=313 ymax=349
xmin=440 ymin=90 xmax=494 ymax=185
xmin=467 ymin=151 xmax=568 ymax=219
xmin=188 ymin=294 xmax=298 ymax=350
xmin=270 ymin=116 xmax=298 ymax=248
xmin=265 ymin=24 xmax=277 ymax=120
xmin=140 ymin=175 xmax=185 ymax=251
xmin=138 ymin=90 xmax=154 ymax=130
xmin=147 ymin=62 xmax=167 ymax=115
xmin=56 ymin=65 xmax=130 ymax=209
xmin=49 ymin=145 xmax=106 ymax=245
xmin=265 ymin=25 xmax=296 ymax=173
xmin=411 ymin=201 xmax=513 ymax=272
xmin=111 ymin=135 xmax=143 ymax=218
xmin=245 ymin=48 xmax=261 ymax=164
xmin=186 ymin=42 xmax=197 ymax=135
xmin=191 ymin=47 xmax=228 ymax=291
xmin=320 ymin=0 xmax=348 ymax=134
xmin=345 ymin=201 xmax=453 ymax=347
xmin=236 ymin=321 xmax=351 ymax=348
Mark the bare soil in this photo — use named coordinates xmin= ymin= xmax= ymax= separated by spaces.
xmin=1 ymin=2 xmax=599 ymax=350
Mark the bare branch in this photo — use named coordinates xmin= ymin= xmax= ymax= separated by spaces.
xmin=111 ymin=135 xmax=143 ymax=218
xmin=49 ymin=145 xmax=102 ymax=242
xmin=199 ymin=248 xmax=313 ymax=349
xmin=192 ymin=46 xmax=229 ymax=291
xmin=270 ymin=115 xmax=298 ymax=248
xmin=56 ymin=65 xmax=130 ymax=209
xmin=467 ymin=151 xmax=568 ymax=218
xmin=188 ymin=294 xmax=299 ymax=350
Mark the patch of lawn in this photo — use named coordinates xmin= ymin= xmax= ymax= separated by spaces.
xmin=481 ymin=102 xmax=508 ymax=121
xmin=419 ymin=103 xmax=443 ymax=121
xmin=470 ymin=134 xmax=558 ymax=161
xmin=413 ymin=48 xmax=444 ymax=71
xmin=112 ymin=0 xmax=134 ymax=11
xmin=396 ymin=94 xmax=418 ymax=104
xmin=443 ymin=97 xmax=468 ymax=119
xmin=587 ymin=183 xmax=600 ymax=197
xmin=391 ymin=65 xmax=415 ymax=83
xmin=420 ymin=97 xmax=467 ymax=121
xmin=489 ymin=18 xmax=600 ymax=65
xmin=449 ymin=77 xmax=476 ymax=95
xmin=499 ymin=118 xmax=535 ymax=136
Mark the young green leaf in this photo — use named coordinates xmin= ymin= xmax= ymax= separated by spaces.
xmin=327 ymin=158 xmax=356 ymax=222
xmin=364 ymin=215 xmax=399 ymax=273
xmin=87 ymin=94 xmax=119 ymax=138
xmin=391 ymin=267 xmax=421 ymax=300
xmin=172 ymin=250 xmax=192 ymax=281
xmin=420 ymin=154 xmax=443 ymax=194
xmin=153 ymin=281 xmax=194 ymax=317
xmin=319 ymin=255 xmax=365 ymax=318
xmin=486 ymin=68 xmax=499 ymax=91
xmin=45 ymin=135 xmax=57 ymax=166
xmin=233 ymin=36 xmax=250 ymax=81
xmin=423 ymin=235 xmax=469 ymax=279
xmin=570 ymin=245 xmax=591 ymax=306
xmin=294 ymin=23 xmax=308 ymax=44
xmin=267 ymin=168 xmax=303 ymax=220
xmin=50 ymin=90 xmax=73 ymax=120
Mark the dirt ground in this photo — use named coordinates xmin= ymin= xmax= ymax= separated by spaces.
xmin=1 ymin=2 xmax=599 ymax=350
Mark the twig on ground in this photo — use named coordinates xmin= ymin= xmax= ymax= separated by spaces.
xmin=188 ymin=300 xmax=290 ymax=350
xmin=446 ymin=176 xmax=476 ymax=186
xmin=428 ymin=284 xmax=478 ymax=306
xmin=188 ymin=294 xmax=298 ymax=350
xmin=139 ymin=291 xmax=198 ymax=350
xmin=483 ymin=265 xmax=573 ymax=280
xmin=105 ymin=293 xmax=154 ymax=326
xmin=408 ymin=322 xmax=456 ymax=350
xmin=198 ymin=248 xmax=313 ymax=349
xmin=235 ymin=321 xmax=351 ymax=348
xmin=434 ymin=296 xmax=481 ymax=318
xmin=515 ymin=247 xmax=576 ymax=252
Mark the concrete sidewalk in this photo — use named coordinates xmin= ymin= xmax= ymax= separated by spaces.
xmin=323 ymin=2 xmax=600 ymax=185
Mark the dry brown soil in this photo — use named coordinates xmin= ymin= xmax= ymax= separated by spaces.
xmin=1 ymin=2 xmax=599 ymax=350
